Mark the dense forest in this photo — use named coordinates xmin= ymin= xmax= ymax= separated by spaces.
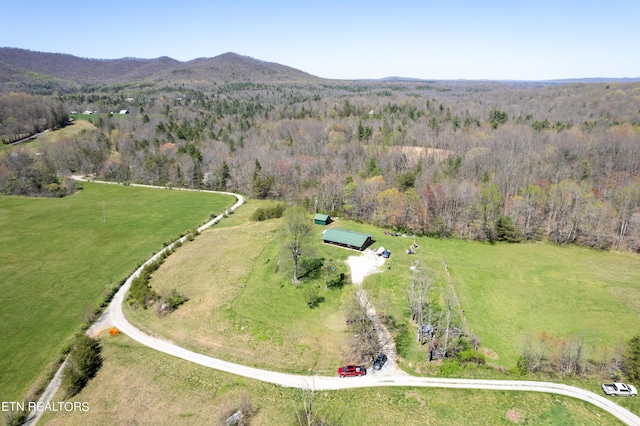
xmin=1 ymin=56 xmax=640 ymax=250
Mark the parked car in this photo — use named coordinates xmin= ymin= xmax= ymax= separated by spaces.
xmin=602 ymin=383 xmax=637 ymax=397
xmin=373 ymin=353 xmax=388 ymax=370
xmin=338 ymin=365 xmax=366 ymax=377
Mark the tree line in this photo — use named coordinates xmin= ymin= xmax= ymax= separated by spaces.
xmin=0 ymin=92 xmax=68 ymax=143
xmin=2 ymin=80 xmax=639 ymax=250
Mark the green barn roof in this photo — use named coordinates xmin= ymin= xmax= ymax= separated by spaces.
xmin=314 ymin=214 xmax=329 ymax=221
xmin=321 ymin=228 xmax=372 ymax=249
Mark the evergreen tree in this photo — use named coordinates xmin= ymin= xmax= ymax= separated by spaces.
xmin=624 ymin=335 xmax=640 ymax=382
xmin=62 ymin=334 xmax=102 ymax=397
xmin=219 ymin=160 xmax=230 ymax=190
xmin=495 ymin=216 xmax=521 ymax=242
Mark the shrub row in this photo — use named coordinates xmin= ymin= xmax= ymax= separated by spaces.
xmin=250 ymin=203 xmax=285 ymax=221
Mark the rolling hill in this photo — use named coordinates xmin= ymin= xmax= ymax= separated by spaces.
xmin=0 ymin=47 xmax=320 ymax=88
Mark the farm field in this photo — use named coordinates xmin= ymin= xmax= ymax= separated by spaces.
xmin=126 ymin=201 xmax=353 ymax=375
xmin=0 ymin=182 xmax=235 ymax=403
xmin=362 ymin=237 xmax=640 ymax=368
xmin=40 ymin=333 xmax=622 ymax=425
xmin=26 ymin=199 xmax=638 ymax=423
xmin=126 ymin=205 xmax=640 ymax=416
xmin=13 ymin=118 xmax=96 ymax=152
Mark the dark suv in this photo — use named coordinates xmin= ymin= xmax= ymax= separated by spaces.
xmin=373 ymin=353 xmax=387 ymax=370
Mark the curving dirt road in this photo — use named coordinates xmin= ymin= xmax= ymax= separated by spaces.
xmin=28 ymin=182 xmax=640 ymax=426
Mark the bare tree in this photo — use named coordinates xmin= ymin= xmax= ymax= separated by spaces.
xmin=406 ymin=259 xmax=432 ymax=343
xmin=345 ymin=292 xmax=381 ymax=363
xmin=521 ymin=333 xmax=549 ymax=373
xmin=282 ymin=205 xmax=312 ymax=283
xmin=443 ymin=292 xmax=455 ymax=357
xmin=295 ymin=379 xmax=316 ymax=426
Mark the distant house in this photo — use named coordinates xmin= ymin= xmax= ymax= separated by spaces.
xmin=321 ymin=228 xmax=373 ymax=251
xmin=119 ymin=110 xmax=129 ymax=115
xmin=314 ymin=214 xmax=332 ymax=225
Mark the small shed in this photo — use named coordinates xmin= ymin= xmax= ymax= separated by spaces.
xmin=314 ymin=214 xmax=332 ymax=225
xmin=321 ymin=228 xmax=373 ymax=251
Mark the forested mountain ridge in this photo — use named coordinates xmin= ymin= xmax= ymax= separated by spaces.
xmin=0 ymin=48 xmax=318 ymax=91
xmin=1 ymin=48 xmax=640 ymax=251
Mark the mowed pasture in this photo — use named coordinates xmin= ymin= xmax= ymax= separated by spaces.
xmin=0 ymin=182 xmax=235 ymax=402
xmin=362 ymin=235 xmax=640 ymax=369
xmin=432 ymin=240 xmax=640 ymax=367
xmin=13 ymin=118 xmax=96 ymax=152
xmin=89 ymin=206 xmax=638 ymax=423
xmin=132 ymin=209 xmax=640 ymax=376
xmin=126 ymin=201 xmax=353 ymax=375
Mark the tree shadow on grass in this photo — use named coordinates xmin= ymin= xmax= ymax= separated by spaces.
xmin=298 ymin=257 xmax=324 ymax=280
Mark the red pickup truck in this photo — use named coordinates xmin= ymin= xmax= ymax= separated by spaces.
xmin=338 ymin=365 xmax=366 ymax=377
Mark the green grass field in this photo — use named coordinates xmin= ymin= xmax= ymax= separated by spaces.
xmin=13 ymin=118 xmax=96 ymax=152
xmin=19 ymin=197 xmax=636 ymax=423
xmin=126 ymin=201 xmax=354 ymax=375
xmin=334 ymin=229 xmax=640 ymax=369
xmin=124 ymin=211 xmax=640 ymax=420
xmin=130 ymin=212 xmax=640 ymax=372
xmin=0 ymin=182 xmax=235 ymax=402
xmin=431 ymin=240 xmax=640 ymax=366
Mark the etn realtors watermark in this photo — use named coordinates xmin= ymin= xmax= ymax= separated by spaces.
xmin=2 ymin=401 xmax=89 ymax=412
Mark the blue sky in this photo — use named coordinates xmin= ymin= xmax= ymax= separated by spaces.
xmin=1 ymin=0 xmax=638 ymax=80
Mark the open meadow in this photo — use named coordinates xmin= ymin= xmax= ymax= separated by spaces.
xmin=124 ymin=206 xmax=640 ymax=419
xmin=126 ymin=201 xmax=354 ymax=375
xmin=0 ymin=182 xmax=235 ymax=403
xmin=362 ymin=237 xmax=640 ymax=368
xmin=13 ymin=118 xmax=96 ymax=153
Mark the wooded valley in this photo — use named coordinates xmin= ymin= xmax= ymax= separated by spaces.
xmin=1 ymin=50 xmax=640 ymax=251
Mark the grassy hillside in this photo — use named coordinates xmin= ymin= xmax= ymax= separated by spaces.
xmin=0 ymin=182 xmax=235 ymax=402
xmin=126 ymin=201 xmax=353 ymax=375
xmin=131 ymin=211 xmax=640 ymax=376
xmin=37 ymin=203 xmax=640 ymax=423
xmin=434 ymin=240 xmax=640 ymax=366
xmin=362 ymin=236 xmax=640 ymax=368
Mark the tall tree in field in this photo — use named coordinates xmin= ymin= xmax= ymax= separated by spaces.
xmin=282 ymin=205 xmax=312 ymax=283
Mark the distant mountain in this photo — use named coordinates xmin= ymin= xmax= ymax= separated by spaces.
xmin=378 ymin=76 xmax=429 ymax=82
xmin=0 ymin=48 xmax=320 ymax=88
xmin=1 ymin=48 xmax=638 ymax=90
xmin=178 ymin=53 xmax=318 ymax=83
xmin=547 ymin=77 xmax=640 ymax=83
xmin=379 ymin=76 xmax=640 ymax=84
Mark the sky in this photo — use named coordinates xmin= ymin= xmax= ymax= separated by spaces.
xmin=1 ymin=0 xmax=639 ymax=81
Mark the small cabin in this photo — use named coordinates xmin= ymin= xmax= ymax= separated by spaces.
xmin=313 ymin=214 xmax=332 ymax=225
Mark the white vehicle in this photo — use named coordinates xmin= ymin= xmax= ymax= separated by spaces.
xmin=602 ymin=382 xmax=637 ymax=397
